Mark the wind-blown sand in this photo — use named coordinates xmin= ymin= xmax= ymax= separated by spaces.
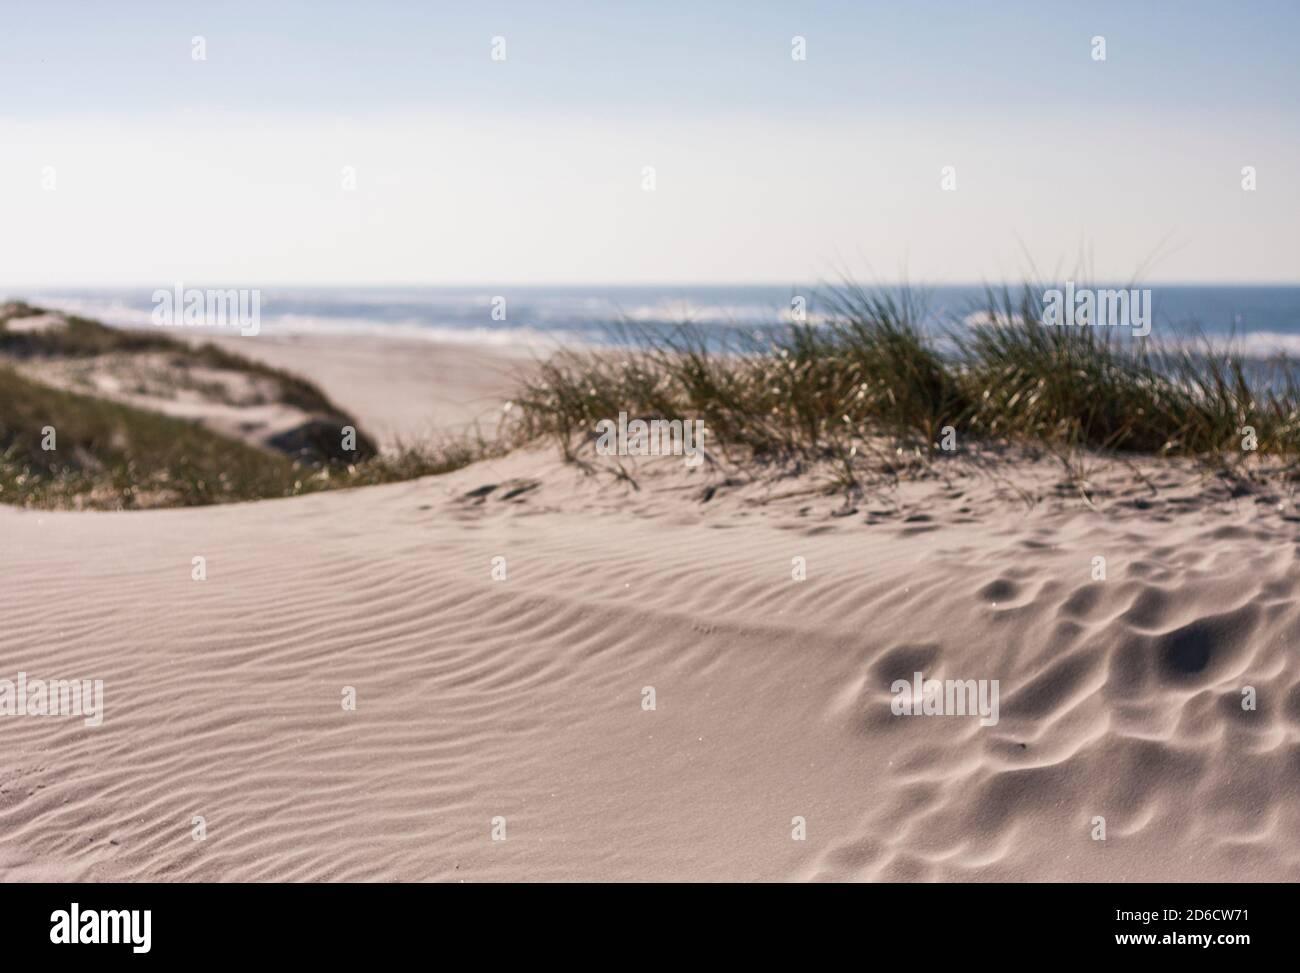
xmin=2 ymin=334 xmax=1298 ymax=882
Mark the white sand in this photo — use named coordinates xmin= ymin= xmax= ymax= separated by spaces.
xmin=1 ymin=335 xmax=1297 ymax=881
xmin=191 ymin=331 xmax=525 ymax=448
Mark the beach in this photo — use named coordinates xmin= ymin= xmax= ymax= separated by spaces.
xmin=186 ymin=330 xmax=526 ymax=448
xmin=3 ymin=330 xmax=1297 ymax=882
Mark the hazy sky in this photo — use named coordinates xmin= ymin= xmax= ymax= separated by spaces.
xmin=2 ymin=0 xmax=1297 ymax=287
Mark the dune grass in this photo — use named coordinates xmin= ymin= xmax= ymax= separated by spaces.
xmin=510 ymin=284 xmax=1300 ymax=469
xmin=0 ymin=303 xmax=341 ymax=416
xmin=0 ymin=302 xmax=511 ymax=509
xmin=7 ymin=284 xmax=1294 ymax=510
xmin=0 ymin=303 xmax=502 ymax=508
xmin=0 ymin=366 xmax=303 ymax=508
xmin=0 ymin=366 xmax=507 ymax=510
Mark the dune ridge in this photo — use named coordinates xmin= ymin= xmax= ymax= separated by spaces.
xmin=3 ymin=414 xmax=1298 ymax=880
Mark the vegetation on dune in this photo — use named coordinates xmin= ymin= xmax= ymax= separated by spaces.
xmin=0 ymin=302 xmax=341 ymax=416
xmin=511 ymin=284 xmax=1300 ymax=469
xmin=955 ymin=287 xmax=1300 ymax=458
xmin=4 ymin=282 xmax=1295 ymax=511
xmin=0 ymin=365 xmax=303 ymax=508
xmin=0 ymin=366 xmax=506 ymax=510
xmin=0 ymin=303 xmax=505 ymax=510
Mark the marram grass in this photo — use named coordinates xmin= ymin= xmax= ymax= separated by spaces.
xmin=5 ymin=284 xmax=1296 ymax=511
xmin=511 ymin=284 xmax=1300 ymax=466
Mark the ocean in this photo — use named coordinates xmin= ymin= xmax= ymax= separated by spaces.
xmin=20 ymin=284 xmax=1300 ymax=357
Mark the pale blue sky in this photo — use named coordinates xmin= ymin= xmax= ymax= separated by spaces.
xmin=2 ymin=0 xmax=1297 ymax=285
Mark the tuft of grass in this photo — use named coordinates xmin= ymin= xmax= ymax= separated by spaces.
xmin=509 ymin=288 xmax=970 ymax=466
xmin=955 ymin=286 xmax=1300 ymax=456
xmin=510 ymin=282 xmax=1300 ymax=467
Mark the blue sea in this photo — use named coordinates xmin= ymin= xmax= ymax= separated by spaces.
xmin=20 ymin=284 xmax=1300 ymax=358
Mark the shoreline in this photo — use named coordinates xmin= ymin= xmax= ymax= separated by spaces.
xmin=21 ymin=286 xmax=1300 ymax=361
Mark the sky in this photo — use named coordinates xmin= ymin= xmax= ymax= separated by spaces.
xmin=1 ymin=0 xmax=1297 ymax=287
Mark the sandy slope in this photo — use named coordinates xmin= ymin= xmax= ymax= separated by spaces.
xmin=190 ymin=331 xmax=524 ymax=449
xmin=2 ymin=339 xmax=1298 ymax=882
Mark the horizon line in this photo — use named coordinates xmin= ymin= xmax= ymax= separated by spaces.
xmin=10 ymin=279 xmax=1300 ymax=293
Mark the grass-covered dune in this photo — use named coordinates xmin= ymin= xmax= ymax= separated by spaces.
xmin=5 ymin=284 xmax=1297 ymax=510
xmin=0 ymin=303 xmax=501 ymax=509
xmin=0 ymin=365 xmax=313 ymax=508
xmin=0 ymin=301 xmax=351 ymax=419
xmin=512 ymin=286 xmax=1300 ymax=473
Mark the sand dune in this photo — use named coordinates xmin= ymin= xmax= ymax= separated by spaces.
xmin=188 ymin=331 xmax=524 ymax=449
xmin=2 ymin=338 xmax=1297 ymax=882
